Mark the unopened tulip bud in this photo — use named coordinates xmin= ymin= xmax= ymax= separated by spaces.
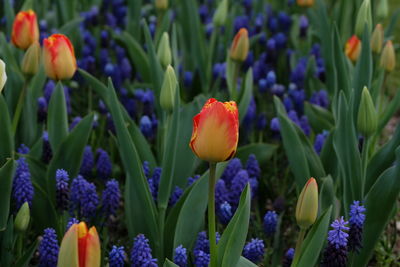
xmin=155 ymin=0 xmax=168 ymax=10
xmin=157 ymin=32 xmax=172 ymax=67
xmin=190 ymin=98 xmax=239 ymax=163
xmin=380 ymin=41 xmax=396 ymax=72
xmin=0 ymin=59 xmax=6 ymax=92
xmin=370 ymin=24 xmax=384 ymax=54
xmin=296 ymin=0 xmax=314 ymax=7
xmin=357 ymin=87 xmax=377 ymax=137
xmin=345 ymin=35 xmax=362 ymax=62
xmin=377 ymin=0 xmax=389 ymax=21
xmin=58 ymin=222 xmax=100 ymax=267
xmin=43 ymin=34 xmax=77 ymax=80
xmin=296 ymin=178 xmax=318 ymax=229
xmin=14 ymin=202 xmax=30 ymax=232
xmin=11 ymin=10 xmax=39 ymax=50
xmin=213 ymin=0 xmax=228 ymax=27
xmin=22 ymin=41 xmax=41 ymax=75
xmin=355 ymin=0 xmax=372 ymax=37
xmin=230 ymin=28 xmax=249 ymax=62
xmin=160 ymin=65 xmax=177 ymax=112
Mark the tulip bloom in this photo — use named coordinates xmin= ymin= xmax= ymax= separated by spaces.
xmin=190 ymin=98 xmax=239 ymax=163
xmin=345 ymin=35 xmax=362 ymax=62
xmin=230 ymin=28 xmax=249 ymax=62
xmin=295 ymin=178 xmax=318 ymax=229
xmin=43 ymin=34 xmax=77 ymax=80
xmin=11 ymin=10 xmax=39 ymax=50
xmin=297 ymin=0 xmax=314 ymax=7
xmin=380 ymin=40 xmax=396 ymax=72
xmin=58 ymin=222 xmax=100 ymax=267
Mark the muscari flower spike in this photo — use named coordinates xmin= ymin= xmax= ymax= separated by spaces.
xmin=66 ymin=217 xmax=79 ymax=231
xmin=217 ymin=201 xmax=233 ymax=225
xmin=70 ymin=175 xmax=99 ymax=219
xmin=174 ymin=245 xmax=188 ymax=267
xmin=229 ymin=169 xmax=249 ymax=209
xmin=80 ymin=145 xmax=94 ymax=177
xmin=109 ymin=245 xmax=125 ymax=267
xmin=169 ymin=186 xmax=183 ymax=206
xmin=12 ymin=157 xmax=34 ymax=210
xmin=242 ymin=238 xmax=265 ymax=264
xmin=220 ymin=158 xmax=242 ymax=187
xmin=321 ymin=217 xmax=349 ymax=267
xmin=101 ymin=179 xmax=121 ymax=217
xmin=42 ymin=131 xmax=53 ymax=164
xmin=348 ymin=200 xmax=366 ymax=253
xmin=130 ymin=234 xmax=158 ymax=267
xmin=96 ymin=148 xmax=112 ymax=180
xmin=38 ymin=228 xmax=59 ymax=267
xmin=246 ymin=154 xmax=261 ymax=179
xmin=263 ymin=210 xmax=278 ymax=237
xmin=282 ymin=248 xmax=295 ymax=267
xmin=55 ymin=169 xmax=70 ymax=211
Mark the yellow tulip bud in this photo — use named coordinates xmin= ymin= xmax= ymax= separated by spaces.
xmin=160 ymin=65 xmax=177 ymax=112
xmin=0 ymin=59 xmax=7 ymax=92
xmin=370 ymin=24 xmax=384 ymax=54
xmin=357 ymin=87 xmax=377 ymax=137
xmin=230 ymin=28 xmax=249 ymax=62
xmin=380 ymin=40 xmax=396 ymax=72
xmin=355 ymin=0 xmax=372 ymax=37
xmin=11 ymin=10 xmax=39 ymax=50
xmin=22 ymin=41 xmax=41 ymax=75
xmin=296 ymin=178 xmax=318 ymax=229
xmin=14 ymin=202 xmax=30 ymax=232
xmin=155 ymin=0 xmax=168 ymax=10
xmin=296 ymin=0 xmax=314 ymax=7
xmin=213 ymin=0 xmax=228 ymax=27
xmin=157 ymin=32 xmax=172 ymax=68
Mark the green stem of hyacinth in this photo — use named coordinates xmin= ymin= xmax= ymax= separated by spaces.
xmin=208 ymin=162 xmax=218 ymax=267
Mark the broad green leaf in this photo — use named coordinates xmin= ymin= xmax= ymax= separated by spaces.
xmin=114 ymin=31 xmax=151 ymax=82
xmin=235 ymin=256 xmax=258 ymax=267
xmin=163 ymin=259 xmax=179 ymax=267
xmin=384 ymin=8 xmax=400 ymax=38
xmin=354 ymin=149 xmax=400 ymax=266
xmin=0 ymin=95 xmax=14 ymax=165
xmin=126 ymin=0 xmax=142 ymax=38
xmin=332 ymin=24 xmax=351 ymax=101
xmin=0 ymin=160 xmax=16 ymax=231
xmin=236 ymin=143 xmax=278 ymax=167
xmin=217 ymin=184 xmax=251 ymax=267
xmin=365 ymin=124 xmax=400 ymax=194
xmin=3 ymin=0 xmax=15 ymax=37
xmin=47 ymin=82 xmax=68 ymax=152
xmin=319 ymin=176 xmax=335 ymax=215
xmin=297 ymin=206 xmax=332 ymax=267
xmin=0 ymin=216 xmax=13 ymax=265
xmin=377 ymin=91 xmax=400 ymax=133
xmin=171 ymin=163 xmax=227 ymax=256
xmin=238 ymin=68 xmax=253 ymax=123
xmin=304 ymin=102 xmax=334 ymax=133
xmin=333 ymin=92 xmax=362 ymax=208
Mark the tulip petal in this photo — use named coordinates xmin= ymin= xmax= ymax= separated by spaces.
xmin=84 ymin=227 xmax=101 ymax=267
xmin=58 ymin=224 xmax=79 ymax=267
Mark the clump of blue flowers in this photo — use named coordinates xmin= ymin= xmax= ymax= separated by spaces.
xmin=12 ymin=157 xmax=34 ymax=210
xmin=348 ymin=200 xmax=366 ymax=253
xmin=263 ymin=210 xmax=278 ymax=237
xmin=321 ymin=217 xmax=349 ymax=267
xmin=130 ymin=234 xmax=158 ymax=267
xmin=242 ymin=238 xmax=265 ymax=263
xmin=70 ymin=175 xmax=99 ymax=219
xmin=109 ymin=245 xmax=125 ymax=267
xmin=38 ymin=228 xmax=59 ymax=267
xmin=174 ymin=245 xmax=188 ymax=267
xmin=101 ymin=179 xmax=121 ymax=217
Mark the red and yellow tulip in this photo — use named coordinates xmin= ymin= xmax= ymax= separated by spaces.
xmin=345 ymin=35 xmax=362 ymax=62
xmin=296 ymin=0 xmax=314 ymax=7
xmin=189 ymin=98 xmax=239 ymax=163
xmin=11 ymin=10 xmax=39 ymax=50
xmin=43 ymin=34 xmax=77 ymax=80
xmin=230 ymin=28 xmax=249 ymax=62
xmin=58 ymin=222 xmax=100 ymax=267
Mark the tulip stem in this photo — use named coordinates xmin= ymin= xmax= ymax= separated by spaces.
xmin=231 ymin=61 xmax=240 ymax=101
xmin=11 ymin=80 xmax=28 ymax=136
xmin=361 ymin=137 xmax=370 ymax=196
xmin=208 ymin=162 xmax=218 ymax=267
xmin=291 ymin=228 xmax=306 ymax=267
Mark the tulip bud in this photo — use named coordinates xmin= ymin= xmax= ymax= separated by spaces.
xmin=380 ymin=40 xmax=396 ymax=72
xmin=160 ymin=65 xmax=177 ymax=112
xmin=14 ymin=202 xmax=30 ymax=232
xmin=357 ymin=87 xmax=377 ymax=137
xmin=370 ymin=24 xmax=384 ymax=54
xmin=296 ymin=178 xmax=318 ymax=229
xmin=43 ymin=34 xmax=77 ymax=80
xmin=213 ymin=0 xmax=228 ymax=27
xmin=345 ymin=35 xmax=362 ymax=62
xmin=0 ymin=59 xmax=6 ymax=92
xmin=355 ymin=0 xmax=372 ymax=37
xmin=230 ymin=28 xmax=249 ymax=62
xmin=58 ymin=222 xmax=100 ymax=267
xmin=155 ymin=0 xmax=168 ymax=10
xmin=190 ymin=98 xmax=239 ymax=163
xmin=21 ymin=41 xmax=41 ymax=75
xmin=296 ymin=0 xmax=314 ymax=7
xmin=11 ymin=10 xmax=39 ymax=50
xmin=157 ymin=32 xmax=172 ymax=68
xmin=377 ymin=0 xmax=389 ymax=21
